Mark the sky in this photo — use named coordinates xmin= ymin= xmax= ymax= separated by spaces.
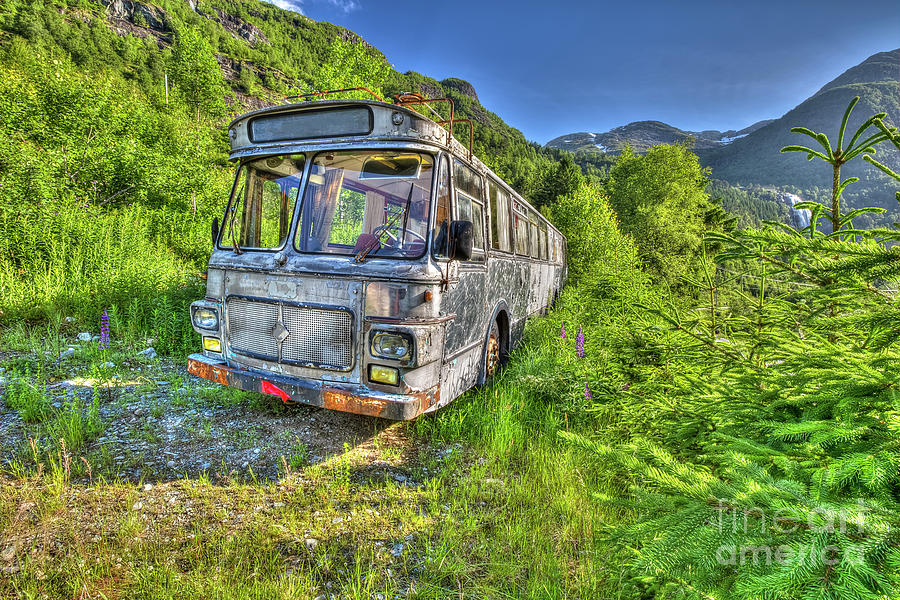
xmin=268 ymin=0 xmax=900 ymax=144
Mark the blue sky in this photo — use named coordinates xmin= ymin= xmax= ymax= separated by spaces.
xmin=268 ymin=0 xmax=899 ymax=144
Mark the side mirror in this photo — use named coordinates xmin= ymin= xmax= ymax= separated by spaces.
xmin=211 ymin=217 xmax=219 ymax=246
xmin=448 ymin=220 xmax=474 ymax=261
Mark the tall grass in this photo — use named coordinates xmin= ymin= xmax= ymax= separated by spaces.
xmin=0 ymin=38 xmax=229 ymax=354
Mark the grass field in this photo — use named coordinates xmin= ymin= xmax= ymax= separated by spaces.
xmin=0 ymin=298 xmax=614 ymax=599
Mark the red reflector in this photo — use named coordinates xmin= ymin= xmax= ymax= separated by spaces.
xmin=261 ymin=380 xmax=291 ymax=402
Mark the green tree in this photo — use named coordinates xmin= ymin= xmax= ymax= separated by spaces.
xmin=548 ymin=182 xmax=644 ymax=287
xmin=605 ymin=144 xmax=714 ymax=287
xmin=170 ymin=28 xmax=226 ymax=121
xmin=314 ymin=37 xmax=391 ymax=100
xmin=236 ymin=62 xmax=257 ymax=95
xmin=563 ymin=92 xmax=900 ymax=600
xmin=781 ymin=96 xmax=896 ymax=234
xmin=533 ymin=152 xmax=584 ymax=210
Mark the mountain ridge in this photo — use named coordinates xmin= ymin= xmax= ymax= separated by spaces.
xmin=545 ymin=118 xmax=773 ymax=153
xmin=548 ymin=48 xmax=900 ymax=224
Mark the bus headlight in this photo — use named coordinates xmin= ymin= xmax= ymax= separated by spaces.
xmin=192 ymin=307 xmax=219 ymax=331
xmin=370 ymin=331 xmax=412 ymax=360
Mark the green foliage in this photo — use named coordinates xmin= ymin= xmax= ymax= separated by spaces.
xmin=312 ymin=37 xmax=391 ymax=100
xmin=236 ymin=61 xmax=257 ymax=95
xmin=532 ymin=152 xmax=584 ymax=210
xmin=708 ymin=180 xmax=793 ymax=228
xmin=0 ymin=37 xmax=227 ymax=354
xmin=604 ymin=144 xmax=717 ymax=286
xmin=48 ymin=388 xmax=104 ymax=454
xmin=5 ymin=366 xmax=51 ymax=423
xmin=171 ymin=27 xmax=228 ymax=121
xmin=554 ymin=100 xmax=900 ymax=599
xmin=548 ymin=182 xmax=646 ymax=291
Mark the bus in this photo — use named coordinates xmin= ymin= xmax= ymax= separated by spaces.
xmin=187 ymin=92 xmax=567 ymax=419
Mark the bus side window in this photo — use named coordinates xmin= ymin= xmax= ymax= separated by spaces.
xmin=514 ymin=200 xmax=529 ymax=256
xmin=432 ymin=156 xmax=451 ymax=259
xmin=489 ymin=181 xmax=512 ymax=253
xmin=528 ymin=213 xmax=540 ymax=259
xmin=539 ymin=221 xmax=548 ymax=261
xmin=454 ymin=160 xmax=485 ymax=262
xmin=471 ymin=201 xmax=485 ymax=257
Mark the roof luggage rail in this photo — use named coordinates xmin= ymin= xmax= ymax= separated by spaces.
xmin=286 ymin=87 xmax=385 ymax=103
xmin=394 ymin=93 xmax=473 ymax=160
xmin=283 ymin=88 xmax=474 ymax=159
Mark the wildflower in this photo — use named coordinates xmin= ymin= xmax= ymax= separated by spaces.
xmin=99 ymin=309 xmax=110 ymax=350
xmin=560 ymin=323 xmax=566 ymax=339
xmin=576 ymin=327 xmax=585 ymax=357
xmin=584 ymin=383 xmax=592 ymax=400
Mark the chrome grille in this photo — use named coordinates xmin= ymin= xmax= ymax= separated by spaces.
xmin=282 ymin=305 xmax=353 ymax=369
xmin=226 ymin=297 xmax=354 ymax=370
xmin=227 ymin=298 xmax=279 ymax=360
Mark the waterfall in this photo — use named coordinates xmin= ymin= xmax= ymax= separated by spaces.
xmin=783 ymin=192 xmax=811 ymax=229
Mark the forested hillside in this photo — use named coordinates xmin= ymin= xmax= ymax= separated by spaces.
xmin=3 ymin=2 xmax=900 ymax=600
xmin=0 ymin=0 xmax=577 ymax=326
xmin=700 ymin=49 xmax=900 ymax=226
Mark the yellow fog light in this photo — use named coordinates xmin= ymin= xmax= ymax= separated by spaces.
xmin=369 ymin=365 xmax=399 ymax=386
xmin=203 ymin=337 xmax=222 ymax=353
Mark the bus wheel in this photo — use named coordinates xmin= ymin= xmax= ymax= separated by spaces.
xmin=484 ymin=321 xmax=502 ymax=385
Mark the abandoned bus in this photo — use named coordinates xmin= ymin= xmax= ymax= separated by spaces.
xmin=187 ymin=93 xmax=567 ymax=419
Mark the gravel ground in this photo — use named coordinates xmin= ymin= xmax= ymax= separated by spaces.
xmin=0 ymin=352 xmax=418 ymax=483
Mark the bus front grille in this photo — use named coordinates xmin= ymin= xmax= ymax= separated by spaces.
xmin=226 ymin=298 xmax=354 ymax=370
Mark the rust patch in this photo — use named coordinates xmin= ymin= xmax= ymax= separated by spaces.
xmin=322 ymin=386 xmax=439 ymax=420
xmin=322 ymin=390 xmax=389 ymax=418
xmin=187 ymin=358 xmax=229 ymax=386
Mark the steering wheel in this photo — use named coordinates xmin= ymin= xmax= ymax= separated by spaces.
xmin=372 ymin=224 xmax=426 ymax=247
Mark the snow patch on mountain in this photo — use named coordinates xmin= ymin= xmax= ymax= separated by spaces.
xmin=720 ymin=133 xmax=749 ymax=144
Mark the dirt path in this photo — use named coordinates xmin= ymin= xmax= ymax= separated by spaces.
xmin=1 ymin=355 xmax=425 ymax=484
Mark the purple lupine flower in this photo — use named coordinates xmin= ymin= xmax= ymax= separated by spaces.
xmin=560 ymin=323 xmax=566 ymax=339
xmin=576 ymin=327 xmax=585 ymax=358
xmin=99 ymin=309 xmax=110 ymax=350
xmin=584 ymin=383 xmax=592 ymax=400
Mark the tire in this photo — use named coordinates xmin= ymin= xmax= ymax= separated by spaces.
xmin=482 ymin=320 xmax=503 ymax=386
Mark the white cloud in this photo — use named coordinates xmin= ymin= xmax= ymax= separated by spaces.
xmin=325 ymin=0 xmax=360 ymax=12
xmin=263 ymin=0 xmax=305 ymax=14
xmin=262 ymin=0 xmax=362 ymax=15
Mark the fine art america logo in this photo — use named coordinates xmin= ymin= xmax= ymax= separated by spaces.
xmin=714 ymin=500 xmax=868 ymax=567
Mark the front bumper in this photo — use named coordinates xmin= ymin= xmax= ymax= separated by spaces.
xmin=186 ymin=354 xmax=439 ymax=420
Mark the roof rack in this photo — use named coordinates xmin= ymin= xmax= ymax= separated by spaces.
xmin=394 ymin=93 xmax=473 ymax=159
xmin=283 ymin=88 xmax=474 ymax=159
xmin=286 ymin=87 xmax=385 ymax=103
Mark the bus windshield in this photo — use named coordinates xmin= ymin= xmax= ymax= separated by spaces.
xmin=295 ymin=151 xmax=433 ymax=259
xmin=222 ymin=154 xmax=305 ymax=251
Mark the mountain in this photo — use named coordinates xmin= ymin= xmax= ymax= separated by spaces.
xmin=546 ymin=119 xmax=773 ymax=154
xmin=549 ymin=49 xmax=900 ymax=225
xmin=698 ymin=49 xmax=900 ymax=208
